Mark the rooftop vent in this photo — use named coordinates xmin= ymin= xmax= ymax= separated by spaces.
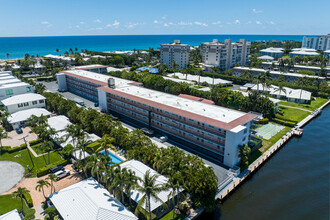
xmin=108 ymin=78 xmax=115 ymax=88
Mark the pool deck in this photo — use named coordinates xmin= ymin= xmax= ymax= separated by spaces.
xmin=107 ymin=148 xmax=126 ymax=162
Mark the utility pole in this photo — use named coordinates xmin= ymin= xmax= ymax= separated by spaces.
xmin=19 ymin=135 xmax=34 ymax=169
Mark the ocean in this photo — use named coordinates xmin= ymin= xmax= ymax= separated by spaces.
xmin=0 ymin=34 xmax=307 ymax=60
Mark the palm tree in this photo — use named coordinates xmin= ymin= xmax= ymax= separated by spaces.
xmin=171 ymin=61 xmax=179 ymax=71
xmin=98 ymin=134 xmax=115 ymax=157
xmin=273 ymin=85 xmax=286 ymax=98
xmin=135 ymin=170 xmax=167 ymax=220
xmin=124 ymin=169 xmax=139 ymax=207
xmin=64 ymin=124 xmax=84 ymax=157
xmin=241 ymin=70 xmax=251 ymax=79
xmin=253 ymin=74 xmax=263 ymax=93
xmin=166 ymin=172 xmax=182 ymax=220
xmin=46 ymin=174 xmax=57 ymax=194
xmin=35 ymin=180 xmax=50 ymax=201
xmin=13 ymin=187 xmax=30 ymax=214
xmin=0 ymin=127 xmax=7 ymax=155
xmin=109 ymin=167 xmax=129 ymax=203
xmin=76 ymin=133 xmax=93 ymax=160
xmin=55 ymin=48 xmax=60 ymax=55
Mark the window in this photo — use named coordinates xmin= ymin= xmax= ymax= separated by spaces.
xmin=39 ymin=100 xmax=44 ymax=104
xmin=5 ymin=89 xmax=13 ymax=95
xmin=18 ymin=103 xmax=23 ymax=108
xmin=23 ymin=102 xmax=29 ymax=106
xmin=32 ymin=101 xmax=38 ymax=105
xmin=26 ymin=87 xmax=31 ymax=92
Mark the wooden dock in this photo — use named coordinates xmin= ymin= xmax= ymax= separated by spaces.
xmin=216 ymin=100 xmax=330 ymax=201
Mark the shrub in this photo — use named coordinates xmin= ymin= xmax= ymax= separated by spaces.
xmin=37 ymin=160 xmax=69 ymax=177
xmin=23 ymin=192 xmax=33 ymax=207
xmin=29 ymin=138 xmax=43 ymax=146
xmin=3 ymin=144 xmax=27 ymax=153
xmin=86 ymin=142 xmax=100 ymax=154
xmin=258 ymin=118 xmax=269 ymax=124
xmin=272 ymin=118 xmax=296 ymax=127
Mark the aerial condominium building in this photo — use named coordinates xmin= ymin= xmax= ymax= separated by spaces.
xmin=259 ymin=47 xmax=284 ymax=58
xmin=302 ymin=34 xmax=330 ymax=51
xmin=160 ymin=40 xmax=190 ymax=70
xmin=200 ymin=39 xmax=250 ymax=71
xmin=57 ymin=70 xmax=257 ymax=168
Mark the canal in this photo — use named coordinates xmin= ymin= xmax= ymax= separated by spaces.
xmin=200 ymin=105 xmax=330 ymax=220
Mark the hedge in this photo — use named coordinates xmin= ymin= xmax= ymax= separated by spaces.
xmin=258 ymin=118 xmax=269 ymax=124
xmin=36 ymin=160 xmax=69 ymax=177
xmin=1 ymin=144 xmax=27 ymax=153
xmin=23 ymin=192 xmax=33 ymax=207
xmin=29 ymin=138 xmax=43 ymax=146
xmin=272 ymin=118 xmax=296 ymax=127
xmin=275 ymin=114 xmax=298 ymax=123
xmin=85 ymin=142 xmax=100 ymax=154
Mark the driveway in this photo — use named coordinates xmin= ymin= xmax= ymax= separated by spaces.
xmin=2 ymin=127 xmax=38 ymax=147
xmin=3 ymin=164 xmax=83 ymax=205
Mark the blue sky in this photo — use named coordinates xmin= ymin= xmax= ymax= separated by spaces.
xmin=0 ymin=0 xmax=329 ymax=37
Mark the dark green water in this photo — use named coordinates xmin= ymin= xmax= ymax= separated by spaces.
xmin=200 ymin=105 xmax=330 ymax=220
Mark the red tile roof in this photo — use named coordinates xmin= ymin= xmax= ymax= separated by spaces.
xmin=98 ymin=86 xmax=257 ymax=130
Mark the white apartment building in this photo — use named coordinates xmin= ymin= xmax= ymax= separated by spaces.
xmin=289 ymin=48 xmax=320 ymax=58
xmin=259 ymin=47 xmax=284 ymax=58
xmin=302 ymin=34 xmax=330 ymax=51
xmin=1 ymin=93 xmax=46 ymax=113
xmin=160 ymin=40 xmax=190 ymax=69
xmin=200 ymin=39 xmax=250 ymax=71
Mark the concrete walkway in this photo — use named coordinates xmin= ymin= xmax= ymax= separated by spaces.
xmin=279 ymin=104 xmax=312 ymax=112
xmin=33 ymin=203 xmax=46 ymax=220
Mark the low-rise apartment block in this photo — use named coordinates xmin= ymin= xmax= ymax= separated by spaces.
xmin=1 ymin=93 xmax=45 ymax=113
xmin=233 ymin=67 xmax=326 ymax=83
xmin=302 ymin=34 xmax=330 ymax=51
xmin=259 ymin=47 xmax=284 ymax=58
xmin=200 ymin=39 xmax=250 ymax=71
xmin=57 ymin=70 xmax=257 ymax=168
xmin=69 ymin=64 xmax=108 ymax=74
xmin=289 ymin=48 xmax=320 ymax=58
xmin=160 ymin=40 xmax=190 ymax=70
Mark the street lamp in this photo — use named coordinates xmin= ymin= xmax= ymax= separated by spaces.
xmin=19 ymin=135 xmax=34 ymax=169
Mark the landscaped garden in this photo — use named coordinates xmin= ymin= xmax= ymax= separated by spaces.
xmin=0 ymin=194 xmax=35 ymax=216
xmin=279 ymin=97 xmax=328 ymax=111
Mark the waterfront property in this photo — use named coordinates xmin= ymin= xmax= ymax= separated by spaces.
xmin=49 ymin=177 xmax=138 ymax=220
xmin=200 ymin=39 xmax=250 ymax=71
xmin=232 ymin=67 xmax=326 ymax=83
xmin=1 ymin=93 xmax=46 ymax=113
xmin=259 ymin=47 xmax=284 ymax=58
xmin=120 ymin=160 xmax=182 ymax=218
xmin=251 ymin=84 xmax=311 ymax=103
xmin=69 ymin=64 xmax=108 ymax=74
xmin=302 ymin=34 xmax=330 ymax=51
xmin=8 ymin=108 xmax=51 ymax=129
xmin=160 ymin=40 xmax=190 ymax=69
xmin=57 ymin=69 xmax=257 ymax=168
xmin=255 ymin=123 xmax=285 ymax=140
xmin=289 ymin=48 xmax=320 ymax=58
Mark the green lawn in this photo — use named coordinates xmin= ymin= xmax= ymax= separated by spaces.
xmin=160 ymin=209 xmax=186 ymax=220
xmin=280 ymin=97 xmax=328 ymax=111
xmin=0 ymin=149 xmax=64 ymax=176
xmin=0 ymin=194 xmax=35 ymax=216
xmin=277 ymin=106 xmax=310 ymax=122
xmin=31 ymin=144 xmax=47 ymax=155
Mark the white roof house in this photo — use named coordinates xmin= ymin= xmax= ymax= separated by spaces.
xmin=167 ymin=72 xmax=232 ymax=85
xmin=120 ymin=160 xmax=182 ymax=213
xmin=290 ymin=48 xmax=320 ymax=57
xmin=47 ymin=115 xmax=72 ymax=132
xmin=1 ymin=93 xmax=46 ymax=114
xmin=0 ymin=209 xmax=21 ymax=220
xmin=8 ymin=108 xmax=51 ymax=129
xmin=257 ymin=55 xmax=274 ymax=61
xmin=49 ymin=177 xmax=138 ymax=220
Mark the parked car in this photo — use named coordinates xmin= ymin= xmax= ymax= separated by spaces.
xmin=54 ymin=169 xmax=70 ymax=180
xmin=49 ymin=165 xmax=64 ymax=173
xmin=141 ymin=128 xmax=154 ymax=135
xmin=15 ymin=128 xmax=23 ymax=134
xmin=160 ymin=136 xmax=168 ymax=143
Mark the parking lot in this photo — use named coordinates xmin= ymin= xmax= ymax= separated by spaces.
xmin=2 ymin=127 xmax=38 ymax=147
xmin=40 ymin=81 xmax=99 ymax=110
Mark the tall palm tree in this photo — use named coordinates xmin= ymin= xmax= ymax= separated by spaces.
xmin=253 ymin=74 xmax=263 ymax=93
xmin=109 ymin=167 xmax=129 ymax=203
xmin=64 ymin=124 xmax=84 ymax=157
xmin=0 ymin=127 xmax=7 ymax=155
xmin=13 ymin=187 xmax=30 ymax=214
xmin=135 ymin=170 xmax=167 ymax=220
xmin=124 ymin=169 xmax=139 ymax=207
xmin=98 ymin=134 xmax=115 ymax=157
xmin=46 ymin=174 xmax=57 ymax=194
xmin=76 ymin=133 xmax=93 ymax=160
xmin=35 ymin=180 xmax=50 ymax=201
xmin=273 ymin=85 xmax=286 ymax=98
xmin=166 ymin=172 xmax=182 ymax=220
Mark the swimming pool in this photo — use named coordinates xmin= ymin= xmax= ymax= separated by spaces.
xmin=100 ymin=150 xmax=123 ymax=164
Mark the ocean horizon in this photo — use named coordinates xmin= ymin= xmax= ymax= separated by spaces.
xmin=0 ymin=34 xmax=309 ymax=60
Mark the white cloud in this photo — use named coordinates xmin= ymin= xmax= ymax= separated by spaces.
xmin=164 ymin=23 xmax=169 ymax=27
xmin=269 ymin=21 xmax=275 ymax=25
xmin=212 ymin=21 xmax=221 ymax=25
xmin=252 ymin=9 xmax=263 ymax=13
xmin=178 ymin=21 xmax=192 ymax=26
xmin=161 ymin=16 xmax=166 ymax=20
xmin=41 ymin=21 xmax=53 ymax=27
xmin=194 ymin=21 xmax=208 ymax=26
xmin=234 ymin=19 xmax=240 ymax=25
xmin=256 ymin=21 xmax=262 ymax=25
xmin=154 ymin=20 xmax=159 ymax=24
xmin=168 ymin=22 xmax=173 ymax=25
xmin=105 ymin=20 xmax=120 ymax=29
xmin=126 ymin=22 xmax=144 ymax=29
xmin=80 ymin=21 xmax=85 ymax=25
xmin=94 ymin=19 xmax=102 ymax=23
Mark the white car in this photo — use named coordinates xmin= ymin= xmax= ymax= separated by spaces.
xmin=160 ymin=136 xmax=168 ymax=143
xmin=54 ymin=169 xmax=70 ymax=180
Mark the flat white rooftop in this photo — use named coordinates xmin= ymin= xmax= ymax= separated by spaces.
xmin=48 ymin=115 xmax=71 ymax=132
xmin=167 ymin=73 xmax=232 ymax=85
xmin=0 ymin=78 xmax=21 ymax=85
xmin=8 ymin=108 xmax=51 ymax=124
xmin=0 ymin=82 xmax=30 ymax=89
xmin=1 ymin=93 xmax=45 ymax=106
xmin=260 ymin=47 xmax=284 ymax=53
xmin=0 ymin=209 xmax=21 ymax=220
xmin=70 ymin=64 xmax=108 ymax=70
xmin=0 ymin=75 xmax=14 ymax=79
xmin=61 ymin=70 xmax=135 ymax=89
xmin=49 ymin=177 xmax=138 ymax=220
xmin=115 ymin=84 xmax=245 ymax=124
